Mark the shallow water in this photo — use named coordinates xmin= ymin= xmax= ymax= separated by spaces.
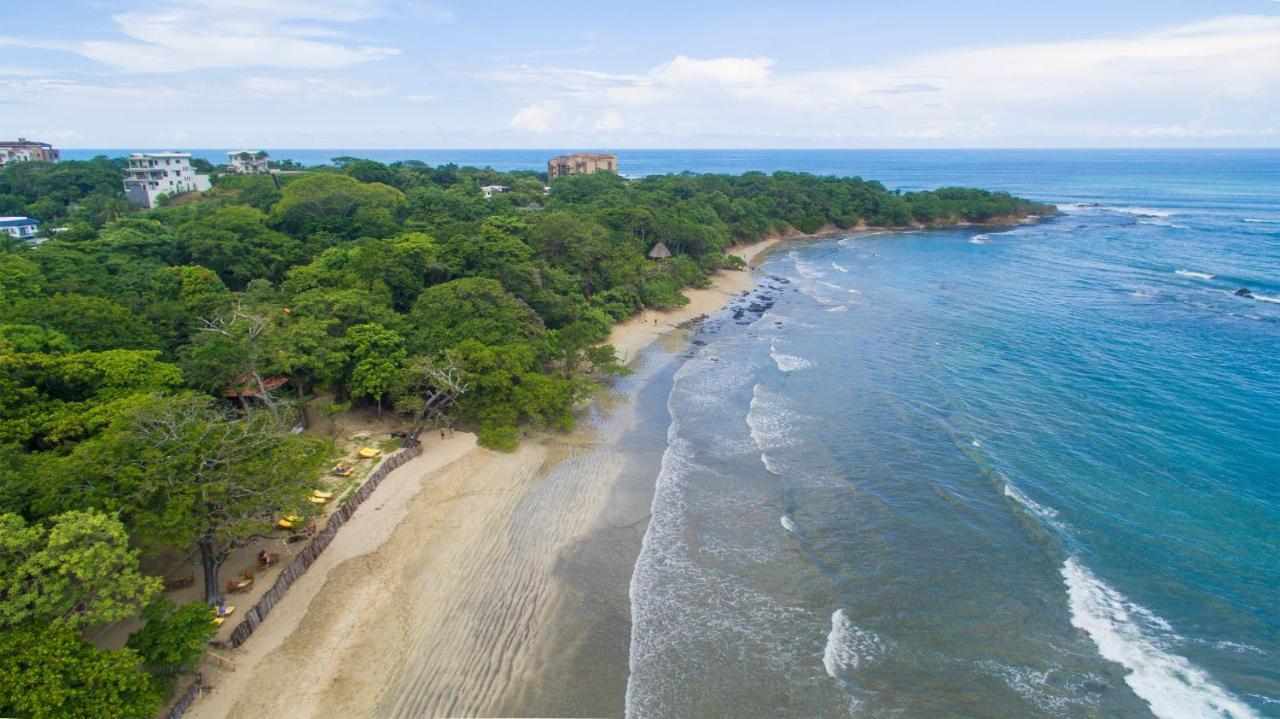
xmin=628 ymin=152 xmax=1280 ymax=718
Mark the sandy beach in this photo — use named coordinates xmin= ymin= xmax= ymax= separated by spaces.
xmin=186 ymin=236 xmax=779 ymax=719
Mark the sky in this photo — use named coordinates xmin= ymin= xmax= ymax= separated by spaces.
xmin=2 ymin=0 xmax=1279 ymax=149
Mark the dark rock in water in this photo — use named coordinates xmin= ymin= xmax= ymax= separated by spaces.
xmin=748 ymin=303 xmax=768 ymax=312
xmin=1081 ymin=679 xmax=1111 ymax=694
xmin=691 ymin=339 xmax=707 ymax=346
xmin=1235 ymin=288 xmax=1253 ymax=297
xmin=733 ymin=309 xmax=745 ymax=319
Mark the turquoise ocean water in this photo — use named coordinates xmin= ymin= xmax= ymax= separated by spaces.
xmin=67 ymin=148 xmax=1280 ymax=716
xmin=622 ymin=151 xmax=1280 ymax=718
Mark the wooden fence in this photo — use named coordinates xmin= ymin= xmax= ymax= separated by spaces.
xmin=165 ymin=674 xmax=203 ymax=719
xmin=224 ymin=441 xmax=422 ymax=649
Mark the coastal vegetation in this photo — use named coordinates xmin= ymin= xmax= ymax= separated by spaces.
xmin=0 ymin=155 xmax=1051 ymax=715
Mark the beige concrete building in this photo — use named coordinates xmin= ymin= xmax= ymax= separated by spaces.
xmin=547 ymin=152 xmax=618 ymax=180
xmin=0 ymin=138 xmax=60 ymax=166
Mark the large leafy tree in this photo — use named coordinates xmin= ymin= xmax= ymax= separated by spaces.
xmin=6 ymin=294 xmax=160 ymax=352
xmin=126 ymin=597 xmax=218 ymax=678
xmin=406 ymin=277 xmax=546 ymax=355
xmin=0 ymin=624 xmax=162 ymax=719
xmin=0 ymin=510 xmax=161 ymax=630
xmin=0 ymin=349 xmax=183 ymax=450
xmin=59 ymin=393 xmax=328 ymax=603
xmin=345 ymin=323 xmax=406 ymax=414
xmin=268 ymin=172 xmax=405 ymax=238
xmin=176 ymin=205 xmax=302 ymax=288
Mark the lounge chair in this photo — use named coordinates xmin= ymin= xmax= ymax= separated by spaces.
xmin=358 ymin=447 xmax=380 ymax=458
xmin=313 ymin=490 xmax=334 ymax=499
xmin=225 ymin=570 xmax=254 ymax=593
xmin=257 ymin=552 xmax=280 ymax=570
xmin=331 ymin=464 xmax=354 ymax=477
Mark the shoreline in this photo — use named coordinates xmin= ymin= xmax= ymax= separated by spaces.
xmin=185 ymin=236 xmax=783 ymax=718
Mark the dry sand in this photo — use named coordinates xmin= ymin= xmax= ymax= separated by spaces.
xmin=186 ymin=236 xmax=781 ymax=719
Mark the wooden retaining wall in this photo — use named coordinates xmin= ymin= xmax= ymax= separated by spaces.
xmin=224 ymin=441 xmax=422 ymax=649
xmin=165 ymin=674 xmax=203 ymax=719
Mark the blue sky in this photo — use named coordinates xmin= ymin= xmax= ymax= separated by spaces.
xmin=2 ymin=0 xmax=1279 ymax=148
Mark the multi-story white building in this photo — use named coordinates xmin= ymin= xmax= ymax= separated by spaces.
xmin=226 ymin=150 xmax=270 ymax=174
xmin=0 ymin=216 xmax=40 ymax=243
xmin=481 ymin=184 xmax=509 ymax=199
xmin=122 ymin=152 xmax=212 ymax=208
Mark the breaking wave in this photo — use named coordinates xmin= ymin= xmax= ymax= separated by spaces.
xmin=1062 ymin=559 xmax=1260 ymax=719
xmin=1174 ymin=269 xmax=1215 ymax=280
xmin=823 ymin=609 xmax=883 ymax=679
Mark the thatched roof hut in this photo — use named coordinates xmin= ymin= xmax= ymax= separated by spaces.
xmin=647 ymin=241 xmax=672 ymax=259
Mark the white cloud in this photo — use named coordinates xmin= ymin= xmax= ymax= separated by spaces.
xmin=239 ymin=76 xmax=393 ymax=99
xmin=491 ymin=14 xmax=1280 ymax=145
xmin=5 ymin=1 xmax=404 ymax=74
xmin=651 ymin=55 xmax=774 ymax=86
xmin=508 ymin=100 xmax=564 ymax=133
xmin=594 ymin=110 xmax=626 ymax=131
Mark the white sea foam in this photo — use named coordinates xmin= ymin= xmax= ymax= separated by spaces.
xmin=780 ymin=515 xmax=797 ymax=533
xmin=791 ymin=252 xmax=827 ymax=280
xmin=831 ymin=262 xmax=849 ymax=273
xmin=1210 ymin=640 xmax=1266 ymax=656
xmin=979 ymin=660 xmax=1077 ymax=715
xmin=1111 ymin=206 xmax=1177 ymax=218
xmin=1253 ymin=294 xmax=1280 ymax=305
xmin=747 ymin=383 xmax=799 ymax=452
xmin=823 ymin=609 xmax=882 ymax=679
xmin=1003 ymin=483 xmax=1060 ymax=519
xmin=1175 ymin=269 xmax=1215 ymax=280
xmin=770 ymin=341 xmax=815 ymax=373
xmin=1062 ymin=558 xmax=1260 ymax=719
xmin=1242 ymin=218 xmax=1280 ymax=225
xmin=970 ymin=233 xmax=990 ymax=244
xmin=825 ymin=305 xmax=849 ymax=313
xmin=971 ymin=439 xmax=982 ymax=448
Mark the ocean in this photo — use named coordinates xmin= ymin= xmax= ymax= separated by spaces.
xmin=621 ymin=152 xmax=1279 ymax=718
xmin=68 ymin=147 xmax=1280 ymax=716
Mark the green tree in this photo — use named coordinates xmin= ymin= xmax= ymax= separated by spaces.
xmin=177 ymin=205 xmax=301 ymax=288
xmin=126 ymin=597 xmax=217 ymax=677
xmin=0 ymin=510 xmax=161 ymax=630
xmin=6 ymin=294 xmax=160 ymax=351
xmin=345 ymin=323 xmax=406 ymax=414
xmin=58 ymin=393 xmax=328 ymax=603
xmin=406 ymin=278 xmax=546 ymax=355
xmin=268 ymin=172 xmax=404 ymax=238
xmin=0 ymin=624 xmax=161 ymax=719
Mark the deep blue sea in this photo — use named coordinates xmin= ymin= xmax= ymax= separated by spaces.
xmin=69 ymin=147 xmax=1280 ymax=716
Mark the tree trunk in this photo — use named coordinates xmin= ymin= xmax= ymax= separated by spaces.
xmin=198 ymin=535 xmax=223 ymax=605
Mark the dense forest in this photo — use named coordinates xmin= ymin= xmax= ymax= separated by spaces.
xmin=0 ymin=155 xmax=1052 ymax=717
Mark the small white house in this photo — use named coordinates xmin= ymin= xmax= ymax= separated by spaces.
xmin=122 ymin=152 xmax=212 ymax=208
xmin=0 ymin=216 xmax=40 ymax=243
xmin=481 ymin=184 xmax=509 ymax=199
xmin=226 ymin=150 xmax=270 ymax=174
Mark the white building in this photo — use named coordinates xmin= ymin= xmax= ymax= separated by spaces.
xmin=0 ymin=216 xmax=40 ymax=243
xmin=481 ymin=184 xmax=509 ymax=199
xmin=122 ymin=152 xmax=212 ymax=208
xmin=226 ymin=150 xmax=270 ymax=174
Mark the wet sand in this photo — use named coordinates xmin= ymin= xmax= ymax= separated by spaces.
xmin=186 ymin=238 xmax=778 ymax=718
